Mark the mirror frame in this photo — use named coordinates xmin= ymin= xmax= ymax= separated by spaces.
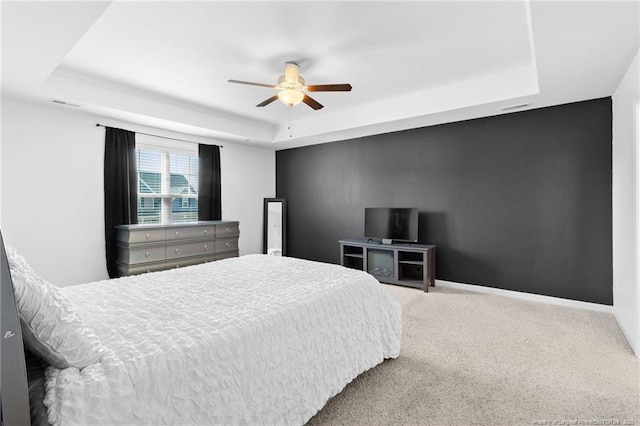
xmin=263 ymin=198 xmax=287 ymax=256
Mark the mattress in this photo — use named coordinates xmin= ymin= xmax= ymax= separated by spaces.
xmin=44 ymin=254 xmax=402 ymax=425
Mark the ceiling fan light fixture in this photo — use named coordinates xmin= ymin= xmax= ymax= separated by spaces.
xmin=278 ymin=89 xmax=304 ymax=107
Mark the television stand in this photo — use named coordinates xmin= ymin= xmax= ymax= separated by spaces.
xmin=339 ymin=239 xmax=436 ymax=292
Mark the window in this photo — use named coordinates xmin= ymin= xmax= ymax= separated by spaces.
xmin=135 ymin=136 xmax=198 ymax=224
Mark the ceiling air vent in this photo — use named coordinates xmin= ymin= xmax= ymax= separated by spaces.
xmin=50 ymin=99 xmax=81 ymax=108
xmin=500 ymin=103 xmax=529 ymax=112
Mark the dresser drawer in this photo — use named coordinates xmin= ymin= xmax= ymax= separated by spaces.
xmin=215 ymin=237 xmax=238 ymax=253
xmin=215 ymin=223 xmax=239 ymax=238
xmin=116 ymin=261 xmax=167 ymax=276
xmin=216 ymin=251 xmax=238 ymax=261
xmin=117 ymin=228 xmax=166 ymax=244
xmin=166 ymin=240 xmax=215 ymax=259
xmin=166 ymin=225 xmax=215 ymax=241
xmin=116 ymin=245 xmax=166 ymax=265
xmin=166 ymin=254 xmax=216 ymax=269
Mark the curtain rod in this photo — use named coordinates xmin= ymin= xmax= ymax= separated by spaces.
xmin=95 ymin=124 xmax=223 ymax=148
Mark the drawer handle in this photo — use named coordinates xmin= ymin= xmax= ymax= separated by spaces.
xmin=145 ymin=233 xmax=151 ymax=240
xmin=225 ymin=242 xmax=230 ymax=247
xmin=226 ymin=227 xmax=230 ymax=233
xmin=145 ymin=251 xmax=151 ymax=258
xmin=203 ymin=245 xmax=209 ymax=251
xmin=175 ymin=248 xmax=181 ymax=254
xmin=204 ymin=229 xmax=209 ymax=235
xmin=175 ymin=231 xmax=180 ymax=237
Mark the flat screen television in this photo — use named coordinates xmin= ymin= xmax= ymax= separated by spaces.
xmin=364 ymin=207 xmax=419 ymax=243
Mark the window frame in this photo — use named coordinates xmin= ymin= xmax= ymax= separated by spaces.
xmin=135 ymin=134 xmax=199 ymax=225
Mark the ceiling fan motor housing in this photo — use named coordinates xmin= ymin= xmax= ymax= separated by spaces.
xmin=278 ymin=62 xmax=306 ymax=91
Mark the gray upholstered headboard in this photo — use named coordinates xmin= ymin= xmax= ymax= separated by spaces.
xmin=0 ymin=231 xmax=31 ymax=425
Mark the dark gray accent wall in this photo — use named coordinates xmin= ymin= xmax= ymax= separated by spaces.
xmin=276 ymin=98 xmax=613 ymax=305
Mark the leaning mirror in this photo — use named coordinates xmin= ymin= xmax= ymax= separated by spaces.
xmin=263 ymin=198 xmax=287 ymax=256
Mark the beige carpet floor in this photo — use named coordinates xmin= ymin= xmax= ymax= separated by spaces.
xmin=306 ymin=284 xmax=639 ymax=426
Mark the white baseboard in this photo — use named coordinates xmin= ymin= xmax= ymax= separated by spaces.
xmin=436 ymin=280 xmax=613 ymax=313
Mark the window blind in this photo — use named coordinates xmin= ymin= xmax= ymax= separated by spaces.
xmin=135 ymin=137 xmax=199 ymax=224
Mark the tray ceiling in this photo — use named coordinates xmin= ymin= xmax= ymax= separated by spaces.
xmin=2 ymin=1 xmax=638 ymax=149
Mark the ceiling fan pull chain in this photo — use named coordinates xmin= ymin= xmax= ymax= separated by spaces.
xmin=288 ymin=106 xmax=293 ymax=138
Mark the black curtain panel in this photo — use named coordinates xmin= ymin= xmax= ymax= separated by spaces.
xmin=104 ymin=127 xmax=138 ymax=278
xmin=198 ymin=144 xmax=222 ymax=221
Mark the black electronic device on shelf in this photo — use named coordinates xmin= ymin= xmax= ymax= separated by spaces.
xmin=364 ymin=207 xmax=418 ymax=244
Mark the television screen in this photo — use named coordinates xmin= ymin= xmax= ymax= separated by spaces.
xmin=364 ymin=208 xmax=418 ymax=242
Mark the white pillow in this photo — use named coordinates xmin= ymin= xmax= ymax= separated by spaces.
xmin=6 ymin=246 xmax=104 ymax=369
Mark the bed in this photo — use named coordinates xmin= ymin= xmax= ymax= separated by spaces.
xmin=0 ymin=232 xmax=401 ymax=425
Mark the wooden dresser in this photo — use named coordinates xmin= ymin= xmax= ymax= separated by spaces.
xmin=115 ymin=221 xmax=239 ymax=276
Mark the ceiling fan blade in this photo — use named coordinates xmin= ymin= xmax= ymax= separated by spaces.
xmin=256 ymin=95 xmax=279 ymax=107
xmin=303 ymin=94 xmax=324 ymax=110
xmin=228 ymin=79 xmax=277 ymax=89
xmin=306 ymin=83 xmax=352 ymax=92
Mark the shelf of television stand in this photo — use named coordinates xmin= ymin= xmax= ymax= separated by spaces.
xmin=341 ymin=245 xmax=364 ymax=269
xmin=339 ymin=239 xmax=436 ymax=292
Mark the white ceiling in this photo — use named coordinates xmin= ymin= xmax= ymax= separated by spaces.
xmin=2 ymin=1 xmax=638 ymax=150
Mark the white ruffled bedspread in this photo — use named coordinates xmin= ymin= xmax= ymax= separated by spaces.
xmin=44 ymin=254 xmax=402 ymax=425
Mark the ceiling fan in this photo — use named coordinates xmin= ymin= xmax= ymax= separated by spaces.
xmin=228 ymin=61 xmax=352 ymax=110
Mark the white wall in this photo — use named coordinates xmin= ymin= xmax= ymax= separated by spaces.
xmin=612 ymin=48 xmax=640 ymax=357
xmin=0 ymin=98 xmax=275 ymax=286
xmin=221 ymin=140 xmax=276 ymax=255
